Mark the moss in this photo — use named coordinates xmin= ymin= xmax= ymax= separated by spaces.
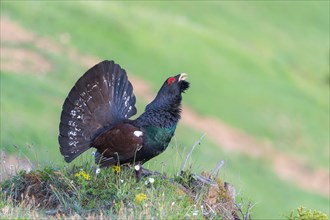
xmin=287 ymin=206 xmax=328 ymax=220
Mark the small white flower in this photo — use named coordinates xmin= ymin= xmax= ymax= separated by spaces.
xmin=148 ymin=177 xmax=155 ymax=184
xmin=95 ymin=168 xmax=101 ymax=174
xmin=171 ymin=202 xmax=175 ymax=206
xmin=120 ymin=179 xmax=124 ymax=183
xmin=134 ymin=164 xmax=140 ymax=171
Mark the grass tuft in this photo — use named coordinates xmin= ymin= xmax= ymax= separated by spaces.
xmin=286 ymin=206 xmax=328 ymax=220
xmin=0 ymin=161 xmax=247 ymax=219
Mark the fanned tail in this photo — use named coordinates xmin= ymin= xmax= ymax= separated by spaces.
xmin=59 ymin=60 xmax=137 ymax=162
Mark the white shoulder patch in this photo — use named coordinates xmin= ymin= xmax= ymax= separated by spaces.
xmin=133 ymin=130 xmax=143 ymax=137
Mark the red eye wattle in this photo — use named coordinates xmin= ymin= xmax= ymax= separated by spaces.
xmin=167 ymin=77 xmax=176 ymax=85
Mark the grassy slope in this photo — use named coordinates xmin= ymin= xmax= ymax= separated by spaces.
xmin=1 ymin=1 xmax=329 ymax=219
xmin=3 ymin=1 xmax=328 ymax=167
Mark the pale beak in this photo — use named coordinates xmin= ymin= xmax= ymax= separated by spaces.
xmin=178 ymin=73 xmax=188 ymax=81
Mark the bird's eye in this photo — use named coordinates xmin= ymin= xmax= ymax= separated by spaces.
xmin=167 ymin=77 xmax=176 ymax=85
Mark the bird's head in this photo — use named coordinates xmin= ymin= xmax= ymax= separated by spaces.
xmin=163 ymin=73 xmax=190 ymax=94
xmin=146 ymin=73 xmax=190 ymax=112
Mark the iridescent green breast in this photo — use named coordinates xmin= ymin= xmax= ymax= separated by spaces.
xmin=142 ymin=125 xmax=176 ymax=153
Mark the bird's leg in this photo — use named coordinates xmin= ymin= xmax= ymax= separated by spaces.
xmin=134 ymin=164 xmax=161 ymax=181
xmin=134 ymin=164 xmax=142 ymax=180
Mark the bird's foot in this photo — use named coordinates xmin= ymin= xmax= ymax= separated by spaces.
xmin=134 ymin=164 xmax=161 ymax=181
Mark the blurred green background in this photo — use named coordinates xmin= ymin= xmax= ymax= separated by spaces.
xmin=1 ymin=1 xmax=329 ymax=219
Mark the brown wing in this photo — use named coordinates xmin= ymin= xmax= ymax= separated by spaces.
xmin=93 ymin=123 xmax=143 ymax=167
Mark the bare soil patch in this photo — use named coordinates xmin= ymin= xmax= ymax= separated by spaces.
xmin=1 ymin=16 xmax=329 ymax=197
xmin=0 ymin=47 xmax=52 ymax=74
xmin=1 ymin=16 xmax=53 ymax=75
xmin=1 ymin=16 xmax=35 ymax=43
xmin=0 ymin=151 xmax=32 ymax=181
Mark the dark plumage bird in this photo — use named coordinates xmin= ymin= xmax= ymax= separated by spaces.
xmin=59 ymin=60 xmax=189 ymax=168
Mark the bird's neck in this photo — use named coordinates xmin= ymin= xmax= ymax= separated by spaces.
xmin=135 ymin=106 xmax=181 ymax=128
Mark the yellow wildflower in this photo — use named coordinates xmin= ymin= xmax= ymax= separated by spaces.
xmin=135 ymin=193 xmax=148 ymax=204
xmin=74 ymin=170 xmax=91 ymax=181
xmin=112 ymin=165 xmax=121 ymax=173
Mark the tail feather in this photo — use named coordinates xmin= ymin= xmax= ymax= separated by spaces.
xmin=59 ymin=60 xmax=137 ymax=162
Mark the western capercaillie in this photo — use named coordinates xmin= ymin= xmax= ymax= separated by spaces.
xmin=59 ymin=60 xmax=189 ymax=168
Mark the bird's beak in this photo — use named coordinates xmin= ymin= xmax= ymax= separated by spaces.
xmin=178 ymin=73 xmax=190 ymax=92
xmin=178 ymin=73 xmax=188 ymax=81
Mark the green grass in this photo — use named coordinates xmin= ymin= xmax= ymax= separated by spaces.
xmin=1 ymin=1 xmax=329 ymax=219
xmin=152 ymin=127 xmax=330 ymax=218
xmin=287 ymin=206 xmax=328 ymax=220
